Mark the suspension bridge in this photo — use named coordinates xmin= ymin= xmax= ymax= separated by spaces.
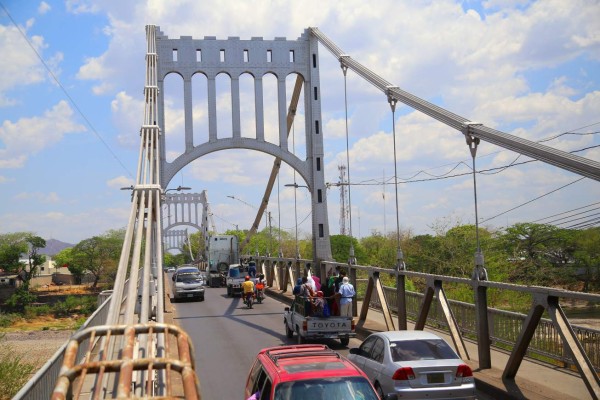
xmin=13 ymin=26 xmax=600 ymax=399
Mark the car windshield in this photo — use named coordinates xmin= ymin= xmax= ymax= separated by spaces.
xmin=390 ymin=339 xmax=459 ymax=361
xmin=273 ymin=377 xmax=378 ymax=400
xmin=176 ymin=272 xmax=202 ymax=283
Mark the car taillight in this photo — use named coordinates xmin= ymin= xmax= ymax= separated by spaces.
xmin=302 ymin=321 xmax=307 ymax=331
xmin=392 ymin=367 xmax=415 ymax=380
xmin=351 ymin=319 xmax=355 ymax=330
xmin=456 ymin=364 xmax=473 ymax=378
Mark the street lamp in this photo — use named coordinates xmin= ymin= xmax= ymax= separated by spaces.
xmin=284 ymin=183 xmax=308 ymax=259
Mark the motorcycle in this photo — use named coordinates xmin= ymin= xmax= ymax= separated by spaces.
xmin=255 ymin=284 xmax=264 ymax=304
xmin=244 ymin=292 xmax=254 ymax=309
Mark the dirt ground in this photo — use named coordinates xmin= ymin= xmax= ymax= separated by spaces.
xmin=1 ymin=329 xmax=73 ymax=370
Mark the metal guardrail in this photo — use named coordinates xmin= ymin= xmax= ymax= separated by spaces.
xmin=367 ymin=285 xmax=600 ymax=372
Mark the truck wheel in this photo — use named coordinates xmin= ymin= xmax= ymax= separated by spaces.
xmin=296 ymin=327 xmax=305 ymax=344
xmin=340 ymin=337 xmax=350 ymax=346
xmin=285 ymin=322 xmax=293 ymax=338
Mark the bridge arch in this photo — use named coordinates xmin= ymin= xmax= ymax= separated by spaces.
xmin=155 ymin=27 xmax=332 ymax=262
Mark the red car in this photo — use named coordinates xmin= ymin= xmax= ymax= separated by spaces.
xmin=244 ymin=344 xmax=380 ymax=400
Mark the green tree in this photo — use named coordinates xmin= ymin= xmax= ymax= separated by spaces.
xmin=24 ymin=235 xmax=46 ymax=283
xmin=54 ymin=247 xmax=85 ymax=284
xmin=72 ymin=231 xmax=123 ymax=288
xmin=572 ymin=228 xmax=600 ymax=292
xmin=330 ymin=235 xmax=366 ymax=264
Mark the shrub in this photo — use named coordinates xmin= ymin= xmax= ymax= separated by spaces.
xmin=53 ymin=296 xmax=97 ymax=317
xmin=0 ymin=313 xmax=20 ymax=328
xmin=0 ymin=334 xmax=36 ymax=399
xmin=24 ymin=304 xmax=52 ymax=319
xmin=4 ymin=288 xmax=37 ymax=311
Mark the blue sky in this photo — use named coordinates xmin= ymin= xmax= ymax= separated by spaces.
xmin=0 ymin=0 xmax=599 ymax=246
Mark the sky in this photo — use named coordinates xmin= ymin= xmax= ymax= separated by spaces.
xmin=0 ymin=0 xmax=599 ymax=247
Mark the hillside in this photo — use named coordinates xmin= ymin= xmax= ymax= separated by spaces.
xmin=39 ymin=239 xmax=74 ymax=256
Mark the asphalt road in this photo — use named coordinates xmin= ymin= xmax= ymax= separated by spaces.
xmin=171 ymin=285 xmax=494 ymax=400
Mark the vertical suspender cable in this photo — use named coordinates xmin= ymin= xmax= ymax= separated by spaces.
xmin=388 ymin=89 xmax=405 ymax=270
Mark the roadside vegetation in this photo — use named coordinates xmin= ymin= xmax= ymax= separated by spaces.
xmin=0 ymin=333 xmax=36 ymax=400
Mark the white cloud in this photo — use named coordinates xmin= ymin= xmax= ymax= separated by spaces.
xmin=14 ymin=191 xmax=60 ymax=203
xmin=0 ymin=100 xmax=86 ymax=168
xmin=38 ymin=2 xmax=51 ymax=15
xmin=107 ymin=175 xmax=134 ymax=189
xmin=0 ymin=23 xmax=47 ymax=105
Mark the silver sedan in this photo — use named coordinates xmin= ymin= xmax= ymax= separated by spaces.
xmin=347 ymin=330 xmax=476 ymax=400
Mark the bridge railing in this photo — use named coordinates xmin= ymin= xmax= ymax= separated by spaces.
xmin=367 ymin=285 xmax=600 ymax=371
xmin=250 ymin=255 xmax=600 ymax=398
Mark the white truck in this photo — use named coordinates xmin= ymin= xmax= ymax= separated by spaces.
xmin=206 ymin=235 xmax=239 ymax=287
xmin=284 ymin=296 xmax=355 ymax=346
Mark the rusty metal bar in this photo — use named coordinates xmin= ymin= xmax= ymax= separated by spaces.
xmin=435 ymin=280 xmax=469 ymax=360
xmin=396 ymin=273 xmax=407 ymax=330
xmin=415 ymin=280 xmax=435 ymax=330
xmin=474 ymin=284 xmax=491 ymax=369
xmin=358 ymin=274 xmax=375 ymax=328
xmin=51 ymin=323 xmax=200 ymax=400
xmin=504 ymin=299 xmax=546 ymax=379
xmin=373 ymin=272 xmax=395 ymax=331
xmin=546 ymin=296 xmax=600 ymax=399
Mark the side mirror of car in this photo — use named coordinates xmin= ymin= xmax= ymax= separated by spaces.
xmin=284 ymin=307 xmax=290 ymax=312
xmin=172 ymin=275 xmax=176 ymax=281
xmin=349 ymin=348 xmax=361 ymax=355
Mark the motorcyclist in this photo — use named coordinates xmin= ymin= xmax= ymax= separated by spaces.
xmin=255 ymin=273 xmax=266 ymax=302
xmin=241 ymin=275 xmax=255 ymax=307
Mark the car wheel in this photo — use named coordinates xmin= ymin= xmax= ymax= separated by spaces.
xmin=340 ymin=337 xmax=350 ymax=346
xmin=375 ymin=383 xmax=385 ymax=399
xmin=226 ymin=287 xmax=231 ymax=297
xmin=285 ymin=322 xmax=293 ymax=338
xmin=296 ymin=327 xmax=305 ymax=344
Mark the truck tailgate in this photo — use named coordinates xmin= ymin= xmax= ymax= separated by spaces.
xmin=306 ymin=317 xmax=353 ymax=333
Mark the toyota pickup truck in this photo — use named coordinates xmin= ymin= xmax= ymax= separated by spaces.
xmin=284 ymin=296 xmax=355 ymax=346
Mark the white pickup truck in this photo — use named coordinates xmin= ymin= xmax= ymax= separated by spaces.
xmin=284 ymin=296 xmax=355 ymax=346
xmin=226 ymin=263 xmax=248 ymax=297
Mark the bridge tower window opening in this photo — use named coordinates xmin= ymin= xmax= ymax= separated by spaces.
xmin=319 ymin=223 xmax=324 ymax=238
xmin=313 ymin=86 xmax=318 ymax=100
xmin=244 ymin=49 xmax=249 ymax=62
xmin=318 ymin=189 xmax=322 ymax=203
xmin=172 ymin=49 xmax=178 ymax=62
xmin=196 ymin=49 xmax=201 ymax=62
xmin=312 ymin=53 xmax=317 ymax=68
xmin=239 ymin=73 xmax=256 ymax=138
xmin=289 ymin=50 xmax=295 ymax=62
xmin=215 ymin=73 xmax=233 ymax=138
xmin=316 ymin=157 xmax=321 ymax=171
xmin=315 ymin=120 xmax=319 ymax=134
xmin=220 ymin=49 xmax=225 ymax=62
xmin=163 ymin=72 xmax=185 ymax=163
xmin=267 ymin=49 xmax=272 ymax=62
xmin=262 ymin=73 xmax=278 ymax=144
xmin=192 ymin=72 xmax=209 ymax=145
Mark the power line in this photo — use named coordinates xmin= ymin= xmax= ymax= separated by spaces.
xmin=479 ymin=177 xmax=586 ymax=224
xmin=0 ymin=2 xmax=134 ymax=178
xmin=531 ymin=202 xmax=600 ymax=223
